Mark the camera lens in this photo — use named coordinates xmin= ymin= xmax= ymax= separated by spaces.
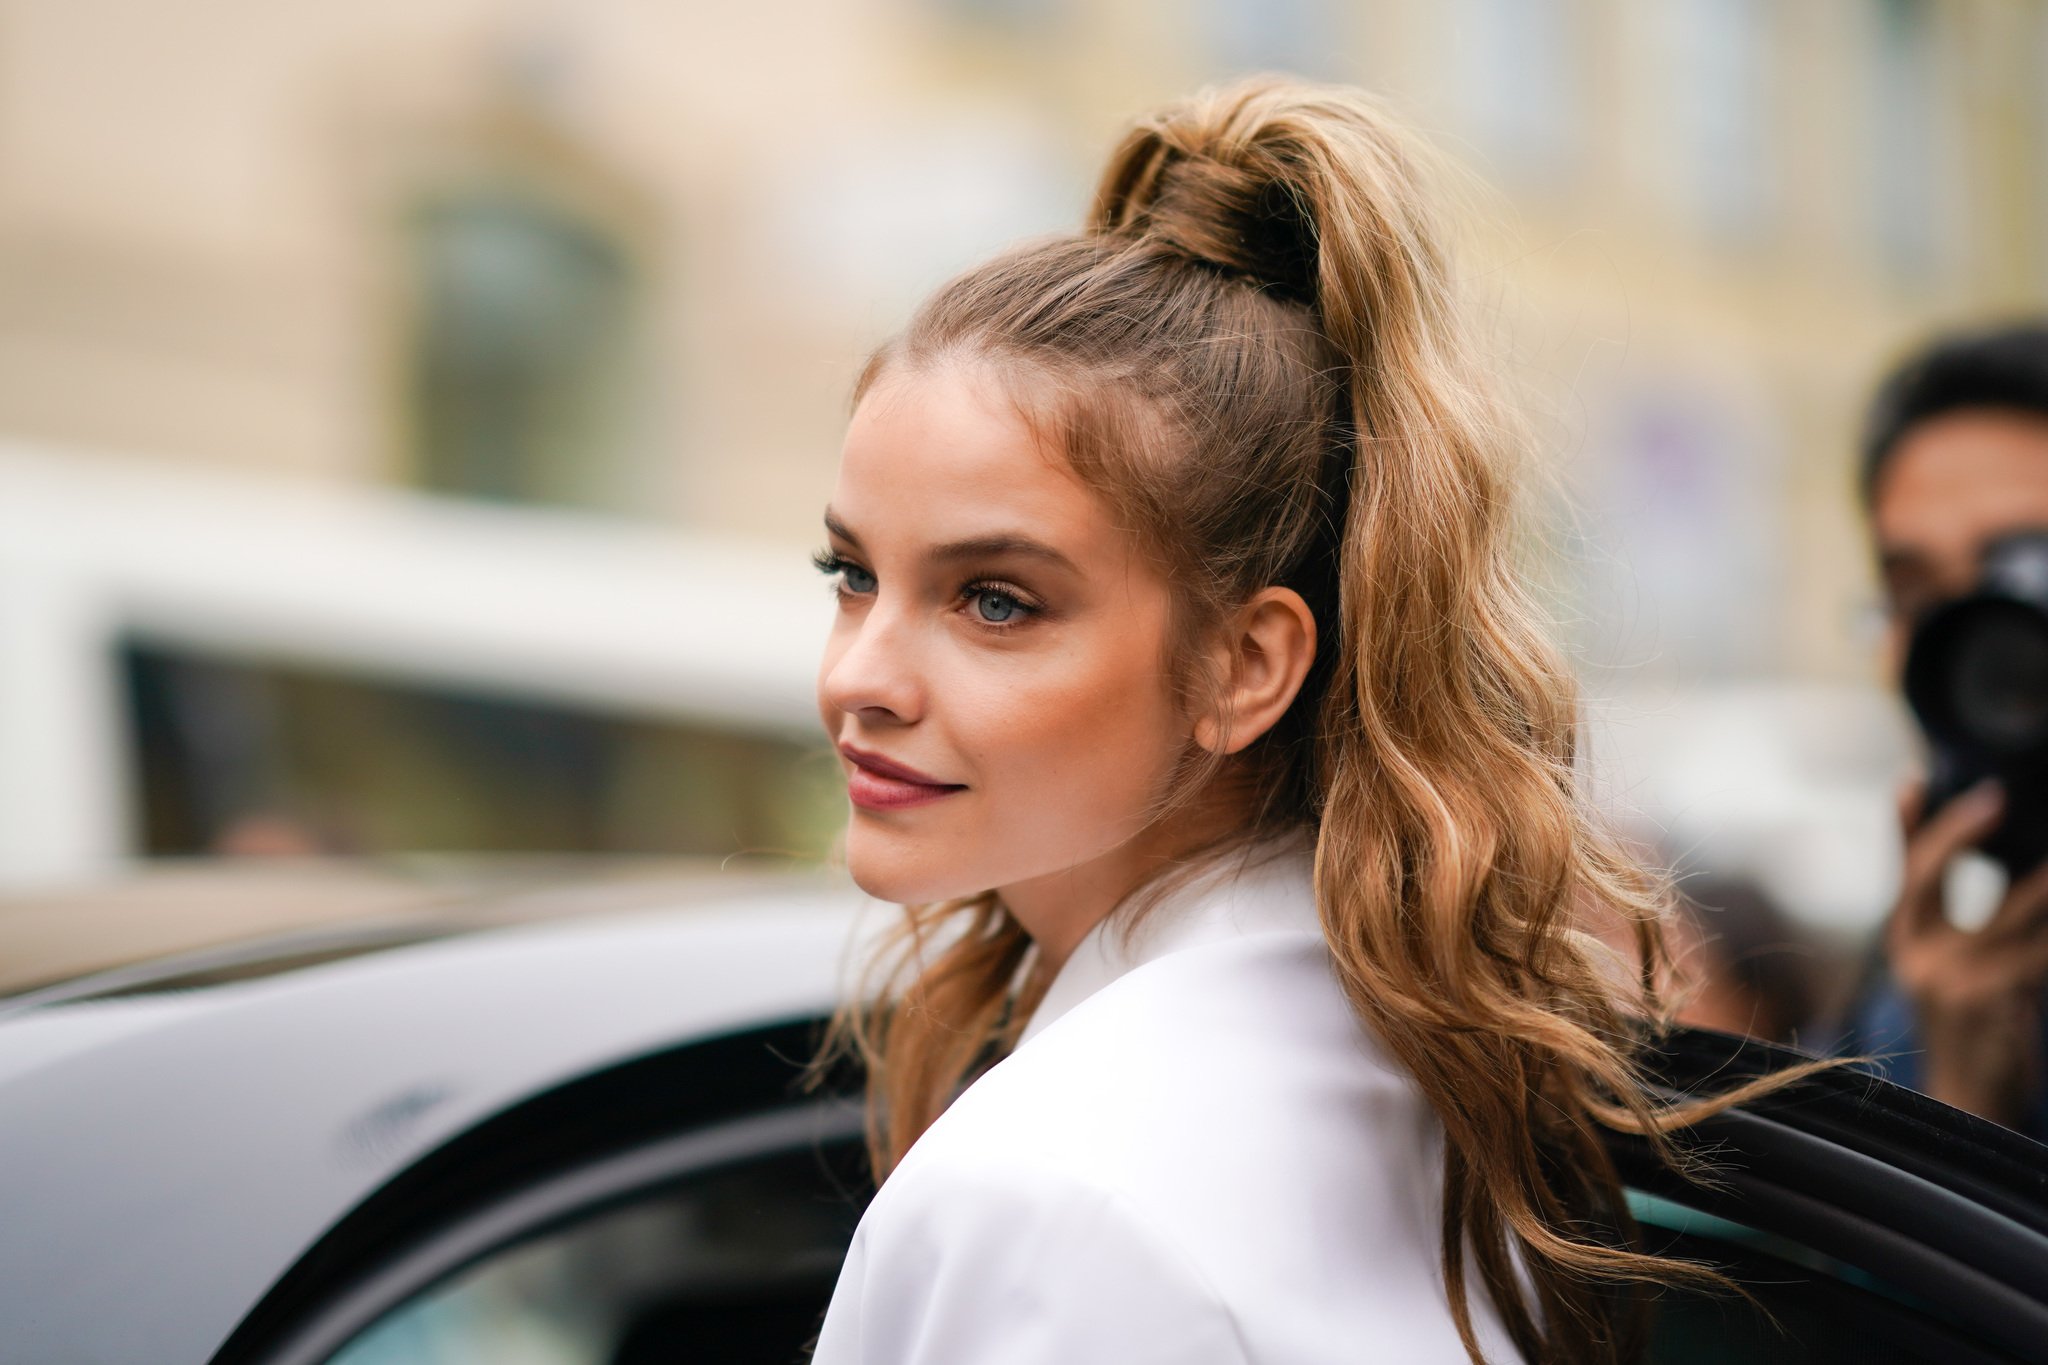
xmin=1945 ymin=601 xmax=2048 ymax=752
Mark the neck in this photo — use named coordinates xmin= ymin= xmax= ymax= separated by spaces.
xmin=998 ymin=780 xmax=1257 ymax=977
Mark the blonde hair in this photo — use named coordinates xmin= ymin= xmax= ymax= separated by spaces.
xmin=822 ymin=78 xmax=1813 ymax=1365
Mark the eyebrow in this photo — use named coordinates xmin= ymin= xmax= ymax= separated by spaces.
xmin=824 ymin=510 xmax=1079 ymax=574
xmin=823 ymin=511 xmax=862 ymax=547
xmin=929 ymin=534 xmax=1081 ymax=573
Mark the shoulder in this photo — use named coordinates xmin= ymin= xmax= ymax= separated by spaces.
xmin=892 ymin=929 xmax=1445 ymax=1268
xmin=947 ymin=928 xmax=1424 ymax=1173
xmin=815 ymin=1144 xmax=1252 ymax=1364
xmin=821 ymin=929 xmax=1510 ymax=1364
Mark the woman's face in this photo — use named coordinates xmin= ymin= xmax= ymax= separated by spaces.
xmin=816 ymin=361 xmax=1188 ymax=914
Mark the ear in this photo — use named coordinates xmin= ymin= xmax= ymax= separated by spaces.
xmin=1192 ymin=587 xmax=1317 ymax=755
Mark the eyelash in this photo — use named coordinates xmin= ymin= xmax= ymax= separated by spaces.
xmin=811 ymin=550 xmax=867 ymax=592
xmin=811 ymin=550 xmax=1042 ymax=630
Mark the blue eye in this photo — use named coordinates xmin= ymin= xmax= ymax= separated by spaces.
xmin=812 ymin=551 xmax=877 ymax=597
xmin=973 ymin=590 xmax=1020 ymax=623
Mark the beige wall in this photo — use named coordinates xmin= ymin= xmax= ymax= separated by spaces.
xmin=0 ymin=0 xmax=2041 ymax=685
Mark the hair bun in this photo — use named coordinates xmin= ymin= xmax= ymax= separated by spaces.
xmin=1093 ymin=84 xmax=1324 ymax=305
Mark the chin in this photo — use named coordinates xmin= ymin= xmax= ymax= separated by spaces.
xmin=843 ymin=816 xmax=988 ymax=906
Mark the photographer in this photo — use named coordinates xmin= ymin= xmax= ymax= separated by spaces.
xmin=1846 ymin=322 xmax=2048 ymax=1138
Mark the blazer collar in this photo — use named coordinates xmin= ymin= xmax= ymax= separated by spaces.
xmin=1016 ymin=838 xmax=1320 ymax=1049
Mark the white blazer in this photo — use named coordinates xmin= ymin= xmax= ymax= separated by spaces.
xmin=811 ymin=843 xmax=1523 ymax=1364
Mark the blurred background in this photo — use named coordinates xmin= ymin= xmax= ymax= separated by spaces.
xmin=1 ymin=0 xmax=2043 ymax=1038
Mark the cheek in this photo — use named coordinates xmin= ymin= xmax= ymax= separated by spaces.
xmin=835 ymin=622 xmax=1187 ymax=904
xmin=987 ymin=648 xmax=1175 ymax=799
xmin=950 ymin=626 xmax=1185 ymax=859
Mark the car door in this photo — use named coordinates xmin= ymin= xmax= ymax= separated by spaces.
xmin=214 ymin=1024 xmax=2048 ymax=1365
xmin=1616 ymin=1029 xmax=2048 ymax=1364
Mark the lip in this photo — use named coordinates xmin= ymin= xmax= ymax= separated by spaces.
xmin=838 ymin=743 xmax=966 ymax=812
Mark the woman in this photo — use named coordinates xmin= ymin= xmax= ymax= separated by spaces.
xmin=808 ymin=78 xmax=1774 ymax=1365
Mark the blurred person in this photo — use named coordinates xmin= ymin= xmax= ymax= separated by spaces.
xmin=809 ymin=78 xmax=1817 ymax=1365
xmin=1670 ymin=874 xmax=1822 ymax=1044
xmin=1578 ymin=864 xmax=1823 ymax=1046
xmin=1841 ymin=322 xmax=2048 ymax=1138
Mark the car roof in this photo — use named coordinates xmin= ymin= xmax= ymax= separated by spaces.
xmin=0 ymin=865 xmax=867 ymax=1365
xmin=0 ymin=855 xmax=809 ymax=1001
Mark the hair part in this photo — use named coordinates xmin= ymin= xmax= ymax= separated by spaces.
xmin=822 ymin=76 xmax=1828 ymax=1365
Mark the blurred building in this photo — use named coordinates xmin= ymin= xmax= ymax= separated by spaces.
xmin=0 ymin=0 xmax=2041 ymax=915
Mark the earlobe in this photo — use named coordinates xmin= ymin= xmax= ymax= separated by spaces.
xmin=1200 ymin=588 xmax=1317 ymax=755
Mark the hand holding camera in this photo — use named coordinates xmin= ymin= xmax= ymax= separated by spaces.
xmin=1887 ymin=777 xmax=2048 ymax=1125
xmin=1893 ymin=530 xmax=2048 ymax=1124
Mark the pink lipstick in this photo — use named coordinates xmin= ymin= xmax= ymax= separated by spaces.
xmin=838 ymin=744 xmax=966 ymax=812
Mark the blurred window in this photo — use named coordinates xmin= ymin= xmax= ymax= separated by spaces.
xmin=407 ymin=187 xmax=639 ymax=511
xmin=1445 ymin=0 xmax=1577 ymax=187
xmin=1657 ymin=0 xmax=1773 ymax=240
xmin=1580 ymin=386 xmax=1779 ymax=677
xmin=773 ymin=112 xmax=1076 ymax=316
xmin=1193 ymin=0 xmax=1349 ymax=80
xmin=2039 ymin=10 xmax=2048 ymax=289
xmin=1867 ymin=0 xmax=1947 ymax=280
xmin=934 ymin=0 xmax=1060 ymax=29
xmin=123 ymin=646 xmax=840 ymax=861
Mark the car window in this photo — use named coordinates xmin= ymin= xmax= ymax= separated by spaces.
xmin=326 ymin=1144 xmax=859 ymax=1365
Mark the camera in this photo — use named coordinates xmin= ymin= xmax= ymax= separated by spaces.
xmin=1903 ymin=529 xmax=2048 ymax=876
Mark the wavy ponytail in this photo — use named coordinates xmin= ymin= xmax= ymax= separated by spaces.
xmin=822 ymin=77 xmax=1818 ymax=1365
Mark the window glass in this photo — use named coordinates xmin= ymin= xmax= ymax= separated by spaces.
xmin=1867 ymin=0 xmax=1946 ymax=279
xmin=330 ymin=1149 xmax=858 ymax=1365
xmin=407 ymin=188 xmax=639 ymax=512
xmin=2038 ymin=10 xmax=2048 ymax=289
xmin=1445 ymin=0 xmax=1577 ymax=186
xmin=931 ymin=0 xmax=1060 ymax=29
xmin=1192 ymin=0 xmax=1350 ymax=80
xmin=124 ymin=646 xmax=841 ymax=861
xmin=1656 ymin=0 xmax=1772 ymax=239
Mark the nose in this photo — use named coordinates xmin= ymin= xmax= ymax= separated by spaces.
xmin=818 ymin=601 xmax=927 ymax=728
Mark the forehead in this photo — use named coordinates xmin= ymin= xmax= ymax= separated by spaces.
xmin=1873 ymin=410 xmax=2048 ymax=563
xmin=833 ymin=363 xmax=1111 ymax=544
